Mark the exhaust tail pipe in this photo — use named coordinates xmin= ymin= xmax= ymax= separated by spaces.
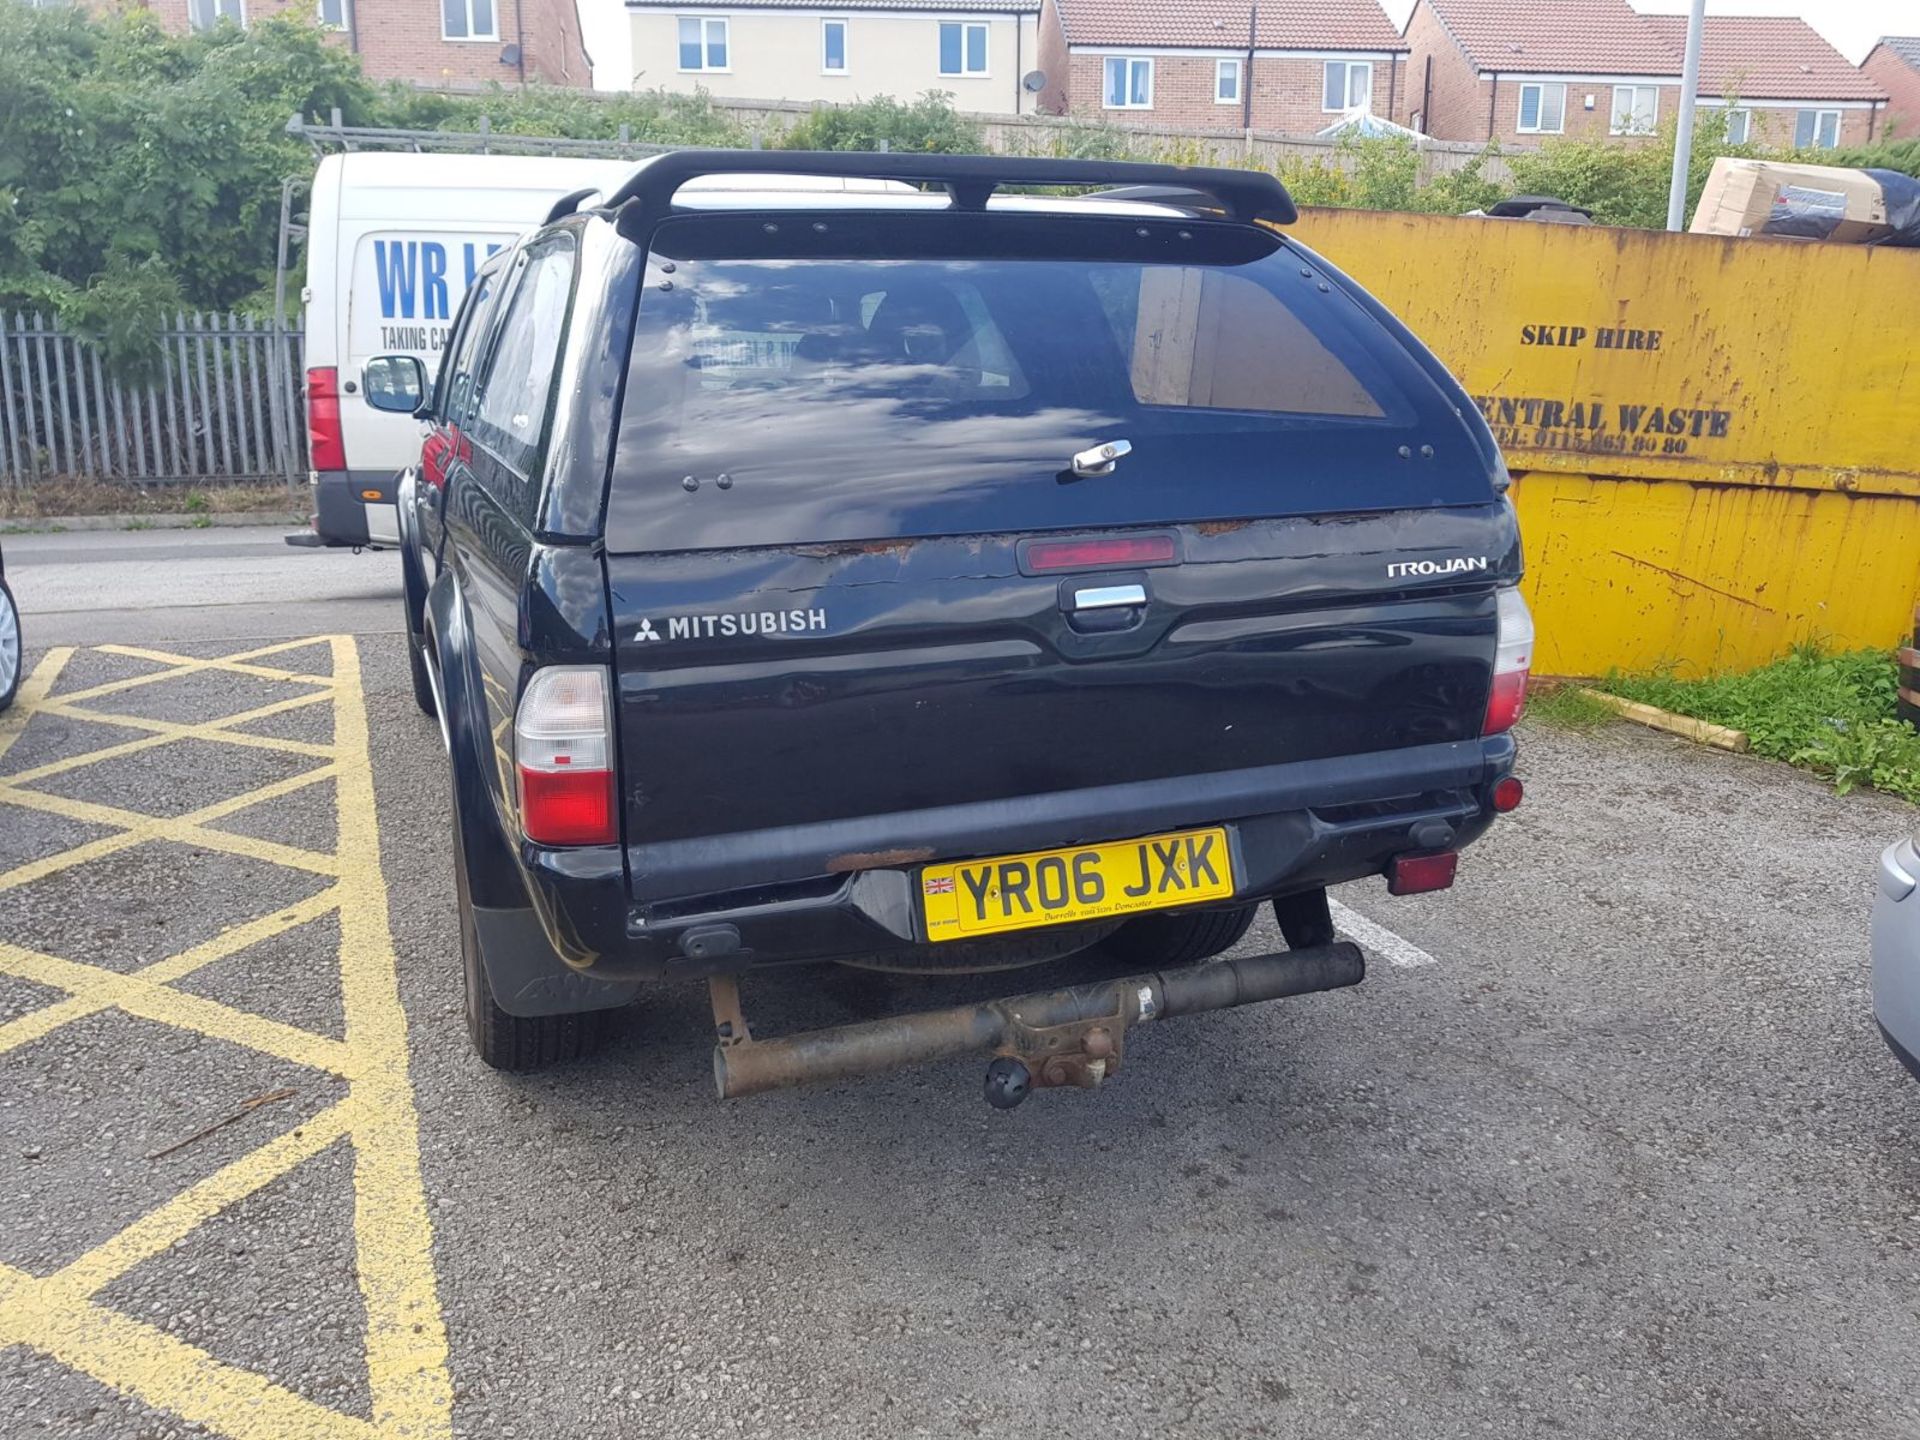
xmin=712 ymin=942 xmax=1365 ymax=1101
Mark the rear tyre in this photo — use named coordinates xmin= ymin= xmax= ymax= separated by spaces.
xmin=1272 ymin=888 xmax=1336 ymax=950
xmin=407 ymin=634 xmax=436 ymax=718
xmin=401 ymin=558 xmax=435 ymax=717
xmin=451 ymin=789 xmax=607 ymax=1071
xmin=1103 ymin=903 xmax=1259 ymax=970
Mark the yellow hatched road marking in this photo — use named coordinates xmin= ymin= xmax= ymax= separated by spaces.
xmin=0 ymin=940 xmax=356 ymax=1076
xmin=328 ymin=636 xmax=454 ymax=1436
xmin=0 ymin=765 xmax=343 ymax=885
xmin=0 ymin=1262 xmax=378 ymax=1440
xmin=0 ymin=647 xmax=75 ymax=766
xmin=0 ymin=887 xmax=345 ymax=1060
xmin=53 ymin=1099 xmax=362 ymax=1298
xmin=0 ymin=636 xmax=454 ymax=1439
xmin=51 ymin=637 xmax=337 ymax=705
xmin=9 ymin=688 xmax=336 ymax=784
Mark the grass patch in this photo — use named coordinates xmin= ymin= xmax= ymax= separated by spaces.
xmin=0 ymin=479 xmax=299 ymax=520
xmin=1594 ymin=646 xmax=1920 ymax=802
xmin=1523 ymin=682 xmax=1617 ymax=731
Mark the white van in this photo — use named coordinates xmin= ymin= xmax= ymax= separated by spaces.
xmin=293 ymin=152 xmax=634 ymax=549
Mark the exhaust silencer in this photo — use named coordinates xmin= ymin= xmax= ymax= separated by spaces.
xmin=712 ymin=942 xmax=1365 ymax=1100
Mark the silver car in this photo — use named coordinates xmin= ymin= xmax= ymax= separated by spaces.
xmin=1875 ymin=836 xmax=1920 ymax=1079
xmin=0 ymin=541 xmax=17 ymax=714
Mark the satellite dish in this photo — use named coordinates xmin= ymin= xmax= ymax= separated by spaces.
xmin=1022 ymin=69 xmax=1046 ymax=93
xmin=499 ymin=41 xmax=522 ymax=66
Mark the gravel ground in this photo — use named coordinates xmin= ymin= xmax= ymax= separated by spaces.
xmin=4 ymin=617 xmax=1920 ymax=1439
xmin=365 ymin=639 xmax=1920 ymax=1440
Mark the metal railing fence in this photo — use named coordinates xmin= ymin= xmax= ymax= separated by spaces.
xmin=0 ymin=311 xmax=306 ymax=486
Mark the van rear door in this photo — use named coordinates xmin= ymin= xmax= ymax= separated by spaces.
xmin=603 ymin=208 xmax=1517 ymax=903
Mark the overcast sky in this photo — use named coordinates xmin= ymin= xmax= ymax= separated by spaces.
xmin=582 ymin=0 xmax=1911 ymax=90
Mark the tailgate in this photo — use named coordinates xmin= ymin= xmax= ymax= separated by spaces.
xmin=609 ymin=506 xmax=1513 ymax=899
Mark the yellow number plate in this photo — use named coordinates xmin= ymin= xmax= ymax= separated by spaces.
xmin=920 ymin=827 xmax=1235 ymax=942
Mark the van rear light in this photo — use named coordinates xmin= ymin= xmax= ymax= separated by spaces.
xmin=514 ymin=666 xmax=617 ymax=847
xmin=1025 ymin=535 xmax=1176 ymax=573
xmin=306 ymin=367 xmax=347 ymax=473
xmin=1483 ymin=587 xmax=1534 ymax=735
xmin=1492 ymin=776 xmax=1524 ymax=813
xmin=1388 ymin=851 xmax=1458 ymax=895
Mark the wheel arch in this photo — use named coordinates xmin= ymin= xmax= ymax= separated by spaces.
xmin=426 ymin=568 xmax=636 ymax=1018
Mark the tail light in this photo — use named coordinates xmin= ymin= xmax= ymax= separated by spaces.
xmin=514 ymin=666 xmax=617 ymax=847
xmin=1389 ymin=851 xmax=1458 ymax=895
xmin=1483 ymin=587 xmax=1534 ymax=735
xmin=306 ymin=367 xmax=347 ymax=472
xmin=1025 ymin=534 xmax=1176 ymax=572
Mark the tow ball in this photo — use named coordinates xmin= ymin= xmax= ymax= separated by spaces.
xmin=707 ymin=943 xmax=1366 ymax=1106
xmin=981 ymin=998 xmax=1131 ymax=1109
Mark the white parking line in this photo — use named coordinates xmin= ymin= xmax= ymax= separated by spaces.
xmin=1328 ymin=898 xmax=1439 ymax=969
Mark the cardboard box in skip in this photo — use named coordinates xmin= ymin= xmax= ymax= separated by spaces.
xmin=1690 ymin=158 xmax=1900 ymax=245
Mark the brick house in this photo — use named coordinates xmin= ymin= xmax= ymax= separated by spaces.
xmin=1641 ymin=15 xmax=1888 ymax=149
xmin=1035 ymin=0 xmax=1407 ymax=134
xmin=141 ymin=0 xmax=593 ymax=89
xmin=1863 ymin=38 xmax=1920 ymax=139
xmin=625 ymin=0 xmax=1043 ymax=114
xmin=1400 ymin=0 xmax=1885 ymax=149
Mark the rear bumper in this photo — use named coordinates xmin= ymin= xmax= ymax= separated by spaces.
xmin=520 ymin=735 xmax=1517 ymax=986
xmin=297 ymin=470 xmax=399 ymax=549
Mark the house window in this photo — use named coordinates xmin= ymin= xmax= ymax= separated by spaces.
xmin=821 ymin=18 xmax=847 ymax=73
xmin=1610 ymin=84 xmax=1659 ymax=134
xmin=317 ymin=0 xmax=347 ymax=29
xmin=938 ymin=22 xmax=987 ymax=76
xmin=1724 ymin=107 xmax=1751 ymax=144
xmin=678 ymin=15 xmax=728 ymax=71
xmin=1103 ymin=56 xmax=1152 ymax=109
xmin=1794 ymin=108 xmax=1840 ymax=148
xmin=187 ymin=0 xmax=243 ymax=28
xmin=441 ymin=0 xmax=494 ymax=39
xmin=1323 ymin=59 xmax=1372 ymax=112
xmin=1516 ymin=82 xmax=1565 ymax=134
xmin=1215 ymin=58 xmax=1241 ymax=104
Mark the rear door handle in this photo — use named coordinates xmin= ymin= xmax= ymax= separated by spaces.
xmin=1071 ymin=583 xmax=1147 ymax=611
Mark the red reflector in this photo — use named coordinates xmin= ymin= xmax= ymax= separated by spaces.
xmin=306 ymin=367 xmax=347 ymax=473
xmin=519 ymin=767 xmax=616 ymax=847
xmin=1388 ymin=851 xmax=1458 ymax=896
xmin=1483 ymin=668 xmax=1530 ymax=735
xmin=1026 ymin=535 xmax=1176 ymax=573
xmin=1492 ymin=776 xmax=1524 ymax=813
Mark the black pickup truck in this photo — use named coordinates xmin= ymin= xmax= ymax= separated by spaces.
xmin=373 ymin=152 xmax=1530 ymax=1105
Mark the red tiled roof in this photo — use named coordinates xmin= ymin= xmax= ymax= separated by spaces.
xmin=1056 ymin=0 xmax=1406 ymax=51
xmin=1421 ymin=0 xmax=1888 ymax=98
xmin=1643 ymin=15 xmax=1887 ymax=101
xmin=1423 ymin=0 xmax=1679 ymax=76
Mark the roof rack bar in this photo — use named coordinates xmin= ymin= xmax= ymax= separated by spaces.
xmin=283 ymin=114 xmax=676 ymax=161
xmin=601 ymin=149 xmax=1298 ymax=226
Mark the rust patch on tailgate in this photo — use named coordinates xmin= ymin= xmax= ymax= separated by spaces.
xmin=826 ymin=847 xmax=936 ymax=874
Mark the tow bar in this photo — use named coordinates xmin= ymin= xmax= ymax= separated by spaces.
xmin=708 ymin=942 xmax=1365 ymax=1106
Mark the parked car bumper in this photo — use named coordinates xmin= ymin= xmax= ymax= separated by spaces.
xmin=509 ymin=734 xmax=1518 ymax=991
xmin=1873 ymin=837 xmax=1920 ymax=1082
xmin=290 ymin=470 xmax=400 ymax=549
